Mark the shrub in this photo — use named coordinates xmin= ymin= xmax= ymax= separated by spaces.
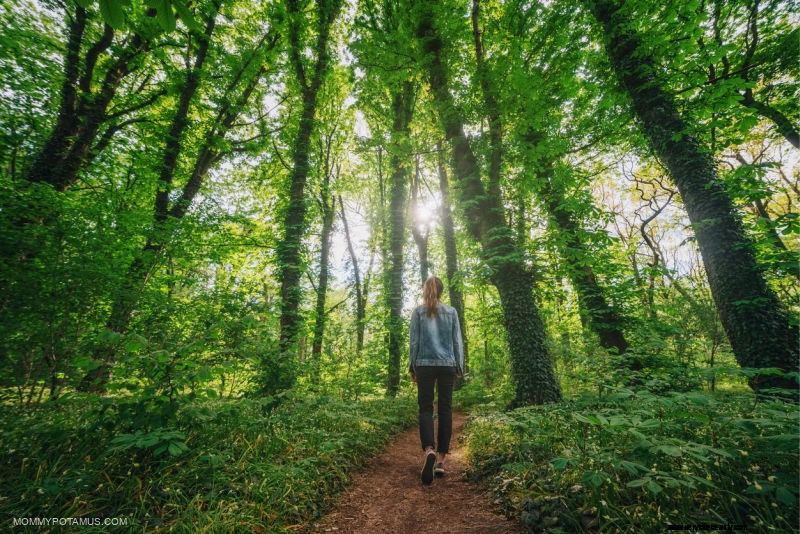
xmin=463 ymin=389 xmax=798 ymax=533
xmin=0 ymin=393 xmax=416 ymax=532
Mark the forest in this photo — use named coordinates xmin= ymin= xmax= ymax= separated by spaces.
xmin=0 ymin=0 xmax=797 ymax=531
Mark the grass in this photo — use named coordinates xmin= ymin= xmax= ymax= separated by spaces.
xmin=0 ymin=392 xmax=417 ymax=532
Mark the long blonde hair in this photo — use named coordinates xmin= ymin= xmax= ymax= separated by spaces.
xmin=422 ymin=276 xmax=444 ymax=317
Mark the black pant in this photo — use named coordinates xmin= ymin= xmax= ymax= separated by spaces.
xmin=416 ymin=366 xmax=456 ymax=454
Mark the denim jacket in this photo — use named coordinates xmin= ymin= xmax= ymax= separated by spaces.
xmin=408 ymin=303 xmax=464 ymax=375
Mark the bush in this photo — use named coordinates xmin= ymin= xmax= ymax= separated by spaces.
xmin=0 ymin=392 xmax=417 ymax=532
xmin=463 ymin=389 xmax=798 ymax=533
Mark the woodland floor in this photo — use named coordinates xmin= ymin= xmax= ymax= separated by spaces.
xmin=305 ymin=412 xmax=523 ymax=533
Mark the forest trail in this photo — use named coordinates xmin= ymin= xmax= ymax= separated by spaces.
xmin=306 ymin=412 xmax=522 ymax=533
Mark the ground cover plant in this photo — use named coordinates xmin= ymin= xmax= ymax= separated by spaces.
xmin=462 ymin=385 xmax=798 ymax=533
xmin=0 ymin=394 xmax=416 ymax=532
xmin=1 ymin=0 xmax=797 ymax=530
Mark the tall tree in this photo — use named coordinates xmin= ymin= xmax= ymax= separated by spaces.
xmin=310 ymin=127 xmax=339 ymax=382
xmin=275 ymin=0 xmax=343 ymax=381
xmin=339 ymin=194 xmax=366 ymax=356
xmin=583 ymin=0 xmax=798 ymax=393
xmin=436 ymin=141 xmax=469 ymax=377
xmin=353 ymin=0 xmax=418 ymax=395
xmin=383 ymin=81 xmax=415 ymax=395
xmin=80 ymin=7 xmax=278 ymax=390
xmin=410 ymin=154 xmax=430 ymax=285
xmin=24 ymin=4 xmax=154 ymax=191
xmin=538 ymin=164 xmax=630 ymax=356
xmin=414 ymin=2 xmax=561 ymax=405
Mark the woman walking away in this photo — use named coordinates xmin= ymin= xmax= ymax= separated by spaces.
xmin=409 ymin=275 xmax=465 ymax=485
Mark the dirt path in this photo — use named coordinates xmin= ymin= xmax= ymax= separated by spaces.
xmin=307 ymin=412 xmax=522 ymax=533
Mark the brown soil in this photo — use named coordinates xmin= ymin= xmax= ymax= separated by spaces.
xmin=306 ymin=412 xmax=523 ymax=533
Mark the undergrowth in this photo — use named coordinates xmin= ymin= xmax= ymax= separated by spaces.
xmin=462 ymin=388 xmax=798 ymax=533
xmin=0 ymin=393 xmax=417 ymax=532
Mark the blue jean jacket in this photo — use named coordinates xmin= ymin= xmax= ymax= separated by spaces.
xmin=408 ymin=303 xmax=464 ymax=375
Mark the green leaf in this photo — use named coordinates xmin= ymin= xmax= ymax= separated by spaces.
xmin=636 ymin=419 xmax=661 ymax=430
xmin=551 ymin=457 xmax=574 ymax=470
xmin=573 ymin=413 xmax=600 ymax=425
xmin=168 ymin=442 xmax=183 ymax=456
xmin=74 ymin=356 xmax=102 ymax=372
xmin=99 ymin=0 xmax=125 ymax=29
xmin=173 ymin=0 xmax=200 ymax=32
xmin=124 ymin=334 xmax=147 ymax=352
xmin=618 ymin=460 xmax=648 ymax=475
xmin=75 ymin=0 xmax=93 ymax=8
xmin=626 ymin=477 xmax=649 ymax=488
xmin=156 ymin=0 xmax=176 ymax=32
xmin=647 ymin=480 xmax=663 ymax=494
xmin=656 ymin=445 xmax=683 ymax=457
xmin=776 ymin=487 xmax=795 ymax=506
xmin=581 ymin=470 xmax=607 ymax=488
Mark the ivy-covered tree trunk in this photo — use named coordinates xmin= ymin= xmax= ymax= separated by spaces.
xmin=539 ymin=169 xmax=629 ymax=356
xmin=586 ymin=0 xmax=798 ymax=393
xmin=415 ymin=9 xmax=561 ymax=406
xmin=384 ymin=81 xmax=415 ymax=397
xmin=436 ymin=142 xmax=469 ymax=377
xmin=311 ymin=169 xmax=336 ymax=383
xmin=276 ymin=0 xmax=342 ymax=380
xmin=25 ymin=6 xmax=149 ymax=192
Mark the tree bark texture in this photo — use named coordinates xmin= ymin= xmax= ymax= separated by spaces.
xmin=415 ymin=8 xmax=561 ymax=405
xmin=277 ymin=0 xmax=343 ymax=372
xmin=384 ymin=81 xmax=415 ymax=396
xmin=586 ymin=0 xmax=798 ymax=393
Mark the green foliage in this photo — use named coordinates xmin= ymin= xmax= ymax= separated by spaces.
xmin=0 ymin=394 xmax=416 ymax=531
xmin=0 ymin=0 xmax=797 ymax=527
xmin=463 ymin=389 xmax=799 ymax=532
xmin=77 ymin=0 xmax=199 ymax=32
xmin=109 ymin=428 xmax=189 ymax=457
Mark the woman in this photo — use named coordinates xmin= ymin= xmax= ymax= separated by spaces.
xmin=409 ymin=275 xmax=464 ymax=485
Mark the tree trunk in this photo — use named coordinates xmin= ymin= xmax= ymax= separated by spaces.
xmin=26 ymin=7 xmax=149 ymax=192
xmin=276 ymin=0 xmax=342 ymax=383
xmin=539 ymin=169 xmax=629 ymax=356
xmin=78 ymin=27 xmax=271 ymax=391
xmin=339 ymin=194 xmax=365 ymax=355
xmin=415 ymin=9 xmax=561 ymax=405
xmin=586 ymin=0 xmax=798 ymax=394
xmin=384 ymin=81 xmax=415 ymax=396
xmin=436 ymin=142 xmax=469 ymax=378
xmin=410 ymin=155 xmax=430 ymax=285
xmin=741 ymin=92 xmax=800 ymax=150
xmin=311 ymin=167 xmax=336 ymax=383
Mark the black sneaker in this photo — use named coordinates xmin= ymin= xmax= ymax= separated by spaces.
xmin=434 ymin=462 xmax=445 ymax=477
xmin=421 ymin=450 xmax=436 ymax=485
